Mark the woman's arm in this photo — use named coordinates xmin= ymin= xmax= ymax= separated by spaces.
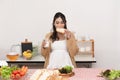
xmin=67 ymin=32 xmax=79 ymax=57
xmin=40 ymin=33 xmax=52 ymax=58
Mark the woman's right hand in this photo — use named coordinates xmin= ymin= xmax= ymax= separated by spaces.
xmin=42 ymin=39 xmax=49 ymax=48
xmin=41 ymin=40 xmax=46 ymax=48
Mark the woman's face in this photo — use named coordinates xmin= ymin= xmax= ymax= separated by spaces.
xmin=54 ymin=17 xmax=65 ymax=28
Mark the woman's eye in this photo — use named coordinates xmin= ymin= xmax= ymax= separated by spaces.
xmin=55 ymin=21 xmax=64 ymax=24
xmin=56 ymin=21 xmax=59 ymax=24
xmin=61 ymin=22 xmax=64 ymax=24
xmin=56 ymin=22 xmax=59 ymax=24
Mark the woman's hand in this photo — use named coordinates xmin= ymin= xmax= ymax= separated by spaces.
xmin=41 ymin=40 xmax=46 ymax=48
xmin=42 ymin=39 xmax=50 ymax=48
xmin=64 ymin=29 xmax=71 ymax=39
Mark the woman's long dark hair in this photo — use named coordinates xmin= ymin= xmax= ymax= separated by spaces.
xmin=50 ymin=12 xmax=67 ymax=42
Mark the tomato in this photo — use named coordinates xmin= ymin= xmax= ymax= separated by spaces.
xmin=16 ymin=73 xmax=21 ymax=78
xmin=20 ymin=71 xmax=25 ymax=76
xmin=17 ymin=70 xmax=21 ymax=74
xmin=11 ymin=74 xmax=15 ymax=79
xmin=12 ymin=70 xmax=18 ymax=75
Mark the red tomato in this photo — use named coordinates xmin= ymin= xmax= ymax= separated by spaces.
xmin=17 ymin=70 xmax=21 ymax=74
xmin=20 ymin=71 xmax=25 ymax=76
xmin=16 ymin=73 xmax=21 ymax=78
xmin=12 ymin=70 xmax=18 ymax=75
xmin=11 ymin=74 xmax=15 ymax=79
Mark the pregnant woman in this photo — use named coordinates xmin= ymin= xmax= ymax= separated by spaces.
xmin=41 ymin=12 xmax=79 ymax=69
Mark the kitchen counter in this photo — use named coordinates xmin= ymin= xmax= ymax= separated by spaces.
xmin=1 ymin=54 xmax=96 ymax=68
xmin=4 ymin=54 xmax=96 ymax=63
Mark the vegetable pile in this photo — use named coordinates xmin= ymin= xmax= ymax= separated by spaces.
xmin=58 ymin=65 xmax=73 ymax=74
xmin=0 ymin=66 xmax=28 ymax=80
xmin=99 ymin=69 xmax=120 ymax=80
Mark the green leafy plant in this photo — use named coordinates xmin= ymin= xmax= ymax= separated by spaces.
xmin=1 ymin=66 xmax=19 ymax=80
xmin=58 ymin=65 xmax=73 ymax=74
xmin=100 ymin=69 xmax=120 ymax=80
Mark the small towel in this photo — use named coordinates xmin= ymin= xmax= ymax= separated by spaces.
xmin=0 ymin=60 xmax=8 ymax=66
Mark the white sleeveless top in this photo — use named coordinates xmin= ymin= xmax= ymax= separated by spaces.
xmin=47 ymin=40 xmax=73 ymax=69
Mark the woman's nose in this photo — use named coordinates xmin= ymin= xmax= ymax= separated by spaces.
xmin=58 ymin=24 xmax=63 ymax=27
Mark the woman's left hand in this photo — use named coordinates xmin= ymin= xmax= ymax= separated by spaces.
xmin=64 ymin=29 xmax=71 ymax=39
